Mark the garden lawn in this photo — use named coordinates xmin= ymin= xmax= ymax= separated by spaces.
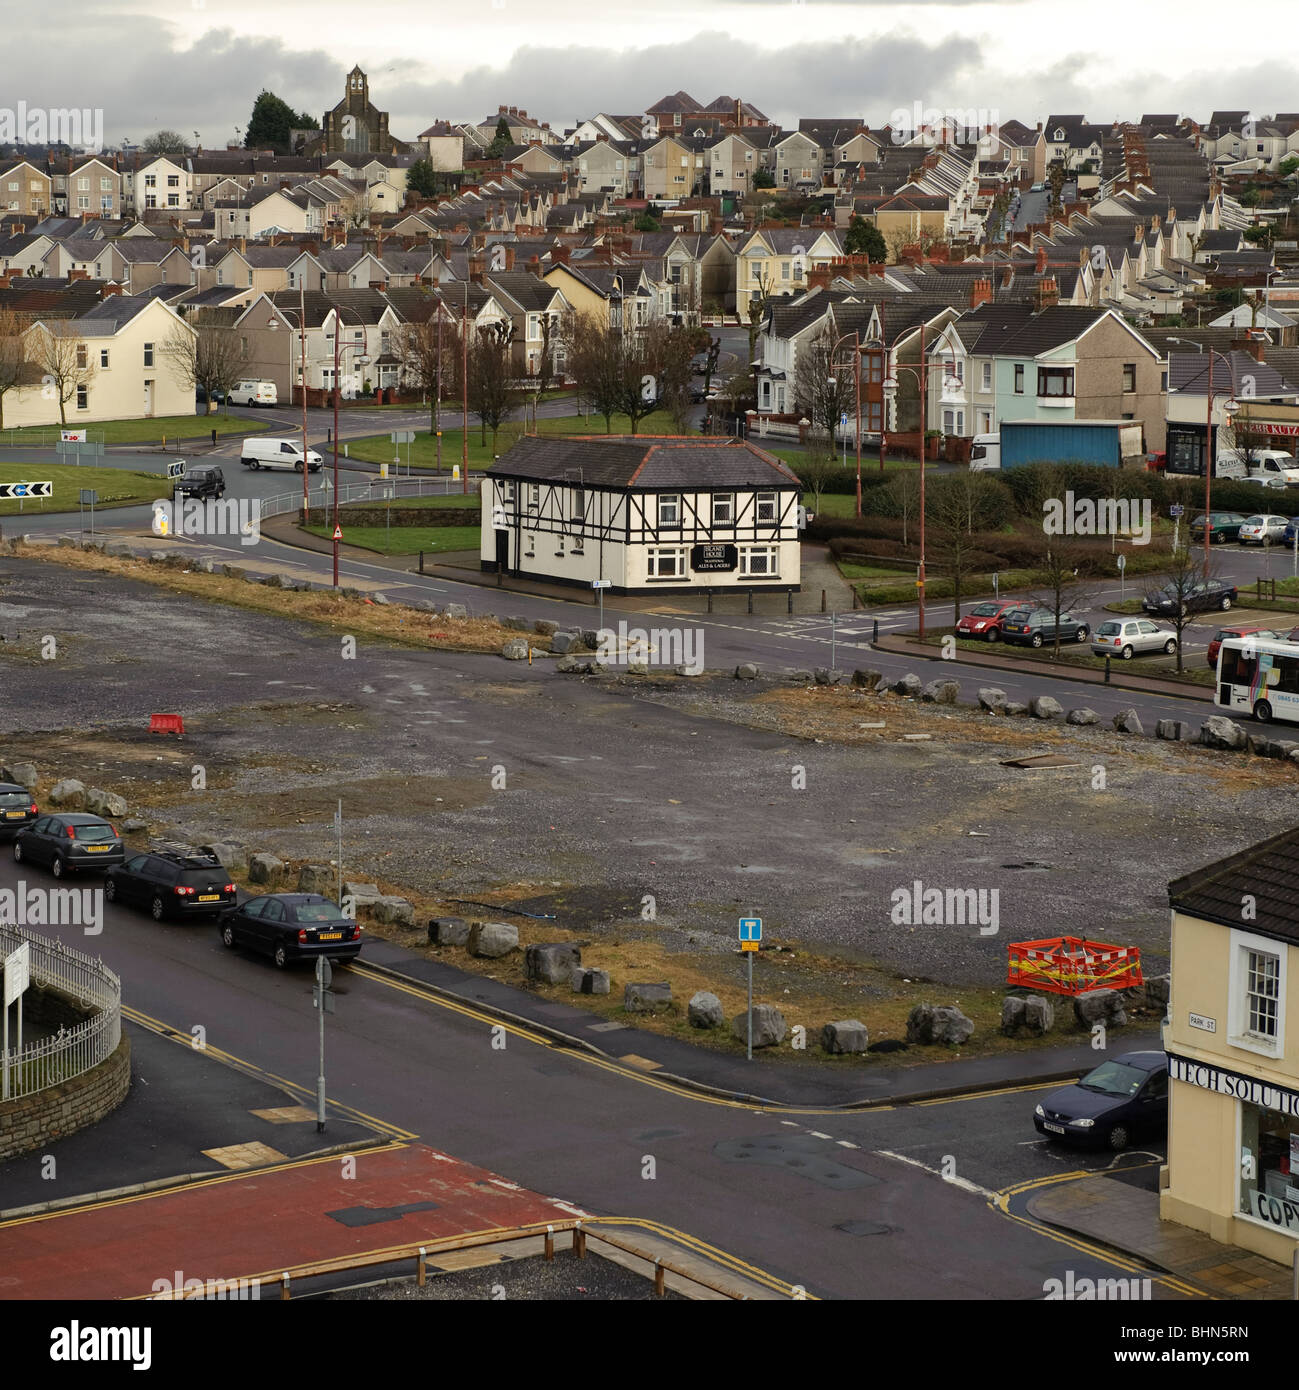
xmin=304 ymin=522 xmax=480 ymax=555
xmin=344 ymin=410 xmax=685 ymax=472
xmin=0 ymin=462 xmax=169 ymax=515
xmin=0 ymin=414 xmax=271 ymax=446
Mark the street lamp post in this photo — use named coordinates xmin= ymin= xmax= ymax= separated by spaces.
xmin=299 ymin=283 xmax=309 ymax=521
xmin=828 ymin=329 xmax=863 ymax=517
xmin=1170 ymin=338 xmax=1236 ymax=573
xmin=880 ymin=323 xmax=935 ymax=639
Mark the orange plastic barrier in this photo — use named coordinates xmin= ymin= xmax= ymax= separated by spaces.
xmin=1007 ymin=936 xmax=1143 ymax=996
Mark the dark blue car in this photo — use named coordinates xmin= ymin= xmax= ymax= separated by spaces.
xmin=1033 ymin=1050 xmax=1168 ymax=1152
xmin=1283 ymin=516 xmax=1299 ymax=546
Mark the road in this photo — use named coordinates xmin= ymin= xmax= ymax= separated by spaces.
xmin=0 ymin=853 xmax=1187 ymax=1300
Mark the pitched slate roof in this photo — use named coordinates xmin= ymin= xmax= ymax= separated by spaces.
xmin=963 ymin=303 xmax=1111 ymax=355
xmin=1169 ymin=827 xmax=1299 ymax=945
xmin=487 ymin=436 xmax=801 ymax=489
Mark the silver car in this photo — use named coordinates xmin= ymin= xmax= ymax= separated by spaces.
xmin=1091 ymin=618 xmax=1178 ymax=659
xmin=1239 ymin=513 xmax=1289 ymax=543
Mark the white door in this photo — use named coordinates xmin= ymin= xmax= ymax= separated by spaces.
xmin=143 ymin=380 xmax=153 ymax=416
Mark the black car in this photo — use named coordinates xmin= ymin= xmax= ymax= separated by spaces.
xmin=0 ymin=782 xmax=38 ymax=840
xmin=1142 ymin=577 xmax=1237 ymax=617
xmin=999 ymin=606 xmax=1090 ymax=647
xmin=13 ymin=813 xmax=124 ymax=876
xmin=220 ymin=893 xmax=362 ymax=969
xmin=174 ymin=465 xmax=226 ymax=501
xmin=106 ymin=848 xmax=237 ymax=921
xmin=195 ymin=384 xmax=226 ymax=405
xmin=1034 ymin=1050 xmax=1168 ymax=1151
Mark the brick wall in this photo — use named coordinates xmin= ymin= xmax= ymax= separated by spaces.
xmin=0 ymin=1033 xmax=130 ymax=1162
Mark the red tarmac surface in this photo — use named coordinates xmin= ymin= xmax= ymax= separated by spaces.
xmin=1 ymin=1143 xmax=586 ymax=1299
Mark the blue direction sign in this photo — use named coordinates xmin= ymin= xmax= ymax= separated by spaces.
xmin=738 ymin=916 xmax=762 ymax=943
xmin=0 ymin=482 xmax=52 ymax=500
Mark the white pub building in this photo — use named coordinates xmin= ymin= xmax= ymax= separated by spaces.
xmin=480 ymin=436 xmax=804 ymax=596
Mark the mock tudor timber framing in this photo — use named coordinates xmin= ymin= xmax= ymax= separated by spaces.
xmin=481 ymin=436 xmax=803 ymax=595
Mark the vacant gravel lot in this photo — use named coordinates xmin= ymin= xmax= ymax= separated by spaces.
xmin=3 ymin=554 xmax=1295 ymax=990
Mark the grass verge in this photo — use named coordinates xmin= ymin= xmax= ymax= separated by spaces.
xmin=0 ymin=463 xmax=171 ymax=516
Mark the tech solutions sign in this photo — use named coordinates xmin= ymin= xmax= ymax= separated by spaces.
xmin=1166 ymin=1052 xmax=1299 ymax=1118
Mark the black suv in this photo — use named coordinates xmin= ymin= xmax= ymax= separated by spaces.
xmin=174 ymin=466 xmax=226 ymax=500
xmin=999 ymin=606 xmax=1091 ymax=647
xmin=106 ymin=847 xmax=237 ymax=921
xmin=13 ymin=814 xmax=124 ymax=875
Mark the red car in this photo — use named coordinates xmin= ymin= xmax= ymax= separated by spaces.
xmin=1206 ymin=624 xmax=1282 ymax=669
xmin=956 ymin=598 xmax=1043 ymax=642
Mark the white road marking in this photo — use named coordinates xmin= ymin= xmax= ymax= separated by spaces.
xmin=875 ymin=1149 xmax=998 ymax=1200
xmin=836 ymin=1140 xmax=860 ymax=1149
xmin=808 ymin=1130 xmax=833 ymax=1140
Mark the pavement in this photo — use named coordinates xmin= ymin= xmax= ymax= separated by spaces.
xmin=1026 ymin=1173 xmax=1297 ymax=1300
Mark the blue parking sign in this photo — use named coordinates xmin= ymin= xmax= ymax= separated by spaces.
xmin=738 ymin=917 xmax=762 ymax=942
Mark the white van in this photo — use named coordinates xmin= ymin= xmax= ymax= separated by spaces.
xmin=227 ymin=379 xmax=278 ymax=408
xmin=240 ymin=437 xmax=322 ymax=472
xmin=970 ymin=433 xmax=1000 ymax=470
xmin=1216 ymin=448 xmax=1299 ymax=483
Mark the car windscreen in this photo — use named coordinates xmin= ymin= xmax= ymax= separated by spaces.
xmin=969 ymin=603 xmax=1000 ymax=616
xmin=293 ymin=902 xmax=346 ymax=922
xmin=1097 ymin=621 xmax=1122 ymax=635
xmin=1078 ymin=1060 xmax=1146 ymax=1096
xmin=1002 ymin=609 xmax=1029 ymax=622
xmin=72 ymin=823 xmax=116 ymax=841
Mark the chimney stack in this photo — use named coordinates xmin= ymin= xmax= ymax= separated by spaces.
xmin=1035 ymin=245 xmax=1047 ymax=274
xmin=1036 ymin=276 xmax=1059 ymax=309
xmin=552 ymin=244 xmax=571 ymax=266
xmin=970 ymin=276 xmax=993 ymax=308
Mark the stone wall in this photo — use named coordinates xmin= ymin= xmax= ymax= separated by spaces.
xmin=0 ymin=1033 xmax=130 ymax=1162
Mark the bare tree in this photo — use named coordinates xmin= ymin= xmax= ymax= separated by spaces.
xmin=564 ymin=313 xmax=626 ymax=434
xmin=457 ymin=319 xmax=517 ymax=451
xmin=1027 ymin=536 xmax=1095 ymax=658
xmin=795 ymin=452 xmax=840 ymax=516
xmin=793 ymin=326 xmax=855 ymax=449
xmin=925 ymin=471 xmax=1009 ymax=622
xmin=394 ymin=307 xmax=453 ymax=436
xmin=744 ymin=263 xmax=776 ymax=369
xmin=30 ymin=322 xmax=96 ymax=426
xmin=0 ymin=308 xmax=35 ymax=431
xmin=161 ymin=321 xmax=243 ymax=414
xmin=1145 ymin=541 xmax=1223 ymax=674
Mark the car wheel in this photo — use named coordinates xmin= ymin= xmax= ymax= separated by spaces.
xmin=294 ymin=460 xmax=304 ymax=472
xmin=1075 ymin=626 xmax=1089 ymax=642
xmin=985 ymin=628 xmax=1000 ymax=643
xmin=12 ymin=840 xmax=22 ymax=862
xmin=150 ymin=895 xmax=166 ymax=921
xmin=221 ymin=922 xmax=237 ymax=949
xmin=1214 ymin=532 xmax=1227 ymax=544
xmin=51 ymin=855 xmax=64 ymax=878
xmin=1163 ymin=639 xmax=1177 ymax=654
xmin=1121 ymin=645 xmax=1134 ymax=659
xmin=1107 ymin=1124 xmax=1130 ymax=1152
xmin=105 ymin=877 xmax=117 ymax=901
xmin=1255 ymin=699 xmax=1274 ymax=723
xmin=1030 ymin=632 xmax=1044 ymax=648
xmin=273 ymin=944 xmax=289 ymax=969
xmin=1220 ymin=595 xmax=1233 ymax=611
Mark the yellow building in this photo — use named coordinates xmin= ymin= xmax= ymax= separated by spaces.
xmin=1163 ymin=829 xmax=1299 ymax=1265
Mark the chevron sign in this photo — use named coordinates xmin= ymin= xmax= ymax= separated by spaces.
xmin=0 ymin=482 xmax=52 ymax=499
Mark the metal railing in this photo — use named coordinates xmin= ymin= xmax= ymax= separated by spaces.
xmin=0 ymin=428 xmax=106 ymax=450
xmin=257 ymin=477 xmax=473 ymax=521
xmin=0 ymin=925 xmax=121 ymax=1102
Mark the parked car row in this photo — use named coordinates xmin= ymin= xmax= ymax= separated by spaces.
xmin=9 ymin=824 xmax=361 ymax=968
xmin=1190 ymin=512 xmax=1299 ymax=545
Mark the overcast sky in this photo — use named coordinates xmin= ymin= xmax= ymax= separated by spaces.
xmin=13 ymin=0 xmax=1299 ymax=146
